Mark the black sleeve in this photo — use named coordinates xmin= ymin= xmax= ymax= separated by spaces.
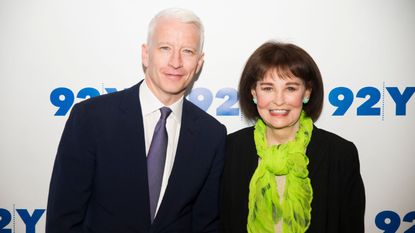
xmin=192 ymin=124 xmax=227 ymax=233
xmin=339 ymin=142 xmax=366 ymax=233
xmin=46 ymin=103 xmax=95 ymax=233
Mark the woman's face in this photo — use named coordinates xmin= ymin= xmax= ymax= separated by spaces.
xmin=251 ymin=69 xmax=311 ymax=133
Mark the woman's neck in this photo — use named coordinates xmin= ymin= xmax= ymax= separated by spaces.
xmin=265 ymin=122 xmax=300 ymax=146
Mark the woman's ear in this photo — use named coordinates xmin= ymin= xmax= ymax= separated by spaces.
xmin=305 ymin=87 xmax=312 ymax=100
xmin=251 ymin=89 xmax=257 ymax=99
xmin=251 ymin=89 xmax=258 ymax=104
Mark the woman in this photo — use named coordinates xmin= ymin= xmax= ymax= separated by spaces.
xmin=220 ymin=42 xmax=365 ymax=233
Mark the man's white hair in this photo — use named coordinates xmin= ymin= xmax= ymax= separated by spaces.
xmin=147 ymin=8 xmax=204 ymax=52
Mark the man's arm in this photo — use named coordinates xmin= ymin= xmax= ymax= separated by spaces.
xmin=191 ymin=125 xmax=226 ymax=233
xmin=46 ymin=103 xmax=95 ymax=233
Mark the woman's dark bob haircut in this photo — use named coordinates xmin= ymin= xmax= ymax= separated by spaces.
xmin=239 ymin=41 xmax=324 ymax=122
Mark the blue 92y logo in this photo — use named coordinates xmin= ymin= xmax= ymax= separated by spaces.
xmin=0 ymin=208 xmax=45 ymax=233
xmin=51 ymin=84 xmax=414 ymax=118
xmin=375 ymin=210 xmax=415 ymax=233
xmin=50 ymin=87 xmax=118 ymax=116
xmin=328 ymin=85 xmax=414 ymax=117
xmin=50 ymin=86 xmax=240 ymax=116
xmin=187 ymin=87 xmax=239 ymax=116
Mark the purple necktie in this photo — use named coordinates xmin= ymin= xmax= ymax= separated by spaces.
xmin=147 ymin=107 xmax=172 ymax=222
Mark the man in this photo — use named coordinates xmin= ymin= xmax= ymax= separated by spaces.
xmin=46 ymin=8 xmax=226 ymax=233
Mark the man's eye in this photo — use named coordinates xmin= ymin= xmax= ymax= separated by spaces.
xmin=160 ymin=46 xmax=170 ymax=51
xmin=183 ymin=49 xmax=194 ymax=54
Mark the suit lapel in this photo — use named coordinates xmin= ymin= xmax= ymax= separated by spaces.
xmin=118 ymin=82 xmax=147 ymax=174
xmin=307 ymin=126 xmax=328 ymax=178
xmin=118 ymin=81 xmax=152 ymax=227
xmin=168 ymin=100 xmax=199 ymax=180
xmin=245 ymin=127 xmax=260 ymax=182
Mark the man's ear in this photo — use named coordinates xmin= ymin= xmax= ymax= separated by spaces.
xmin=141 ymin=44 xmax=149 ymax=68
xmin=195 ymin=53 xmax=205 ymax=74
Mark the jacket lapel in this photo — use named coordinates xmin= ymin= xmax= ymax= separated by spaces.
xmin=307 ymin=126 xmax=328 ymax=178
xmin=118 ymin=82 xmax=152 ymax=227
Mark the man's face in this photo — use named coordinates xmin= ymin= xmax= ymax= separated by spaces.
xmin=142 ymin=17 xmax=204 ymax=105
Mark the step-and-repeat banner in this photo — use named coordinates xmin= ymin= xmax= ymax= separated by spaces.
xmin=1 ymin=0 xmax=414 ymax=232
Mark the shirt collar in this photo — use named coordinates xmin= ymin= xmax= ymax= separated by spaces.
xmin=140 ymin=79 xmax=183 ymax=122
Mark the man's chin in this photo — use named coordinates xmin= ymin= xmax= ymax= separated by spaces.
xmin=164 ymin=87 xmax=187 ymax=97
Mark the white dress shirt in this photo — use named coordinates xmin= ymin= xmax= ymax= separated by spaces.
xmin=139 ymin=80 xmax=183 ymax=215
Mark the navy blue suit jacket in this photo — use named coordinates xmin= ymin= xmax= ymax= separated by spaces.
xmin=46 ymin=82 xmax=227 ymax=233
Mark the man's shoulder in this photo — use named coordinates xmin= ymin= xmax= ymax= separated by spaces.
xmin=79 ymin=84 xmax=138 ymax=108
xmin=67 ymin=84 xmax=140 ymax=121
xmin=183 ymin=99 xmax=226 ymax=132
xmin=184 ymin=100 xmax=222 ymax=123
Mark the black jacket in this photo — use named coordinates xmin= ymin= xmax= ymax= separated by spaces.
xmin=220 ymin=126 xmax=365 ymax=233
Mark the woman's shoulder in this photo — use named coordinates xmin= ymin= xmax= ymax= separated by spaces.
xmin=226 ymin=126 xmax=256 ymax=152
xmin=311 ymin=126 xmax=359 ymax=163
xmin=312 ymin=126 xmax=356 ymax=148
xmin=225 ymin=126 xmax=258 ymax=166
xmin=227 ymin=126 xmax=254 ymax=142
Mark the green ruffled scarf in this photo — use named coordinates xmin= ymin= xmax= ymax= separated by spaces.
xmin=247 ymin=111 xmax=313 ymax=233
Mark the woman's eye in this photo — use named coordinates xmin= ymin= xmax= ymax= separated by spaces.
xmin=287 ymin=86 xmax=297 ymax=91
xmin=261 ymin=87 xmax=273 ymax=91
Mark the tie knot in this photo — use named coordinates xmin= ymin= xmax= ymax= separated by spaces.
xmin=159 ymin=107 xmax=172 ymax=120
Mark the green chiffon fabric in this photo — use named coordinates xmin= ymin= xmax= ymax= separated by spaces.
xmin=247 ymin=111 xmax=313 ymax=233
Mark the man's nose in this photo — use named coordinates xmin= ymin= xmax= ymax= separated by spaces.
xmin=169 ymin=50 xmax=183 ymax=68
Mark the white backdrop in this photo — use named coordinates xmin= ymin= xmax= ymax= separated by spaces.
xmin=1 ymin=0 xmax=414 ymax=232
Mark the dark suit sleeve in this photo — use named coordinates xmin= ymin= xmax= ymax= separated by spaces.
xmin=219 ymin=133 xmax=233 ymax=233
xmin=220 ymin=133 xmax=243 ymax=233
xmin=339 ymin=142 xmax=366 ymax=233
xmin=46 ymin=103 xmax=95 ymax=233
xmin=192 ymin=125 xmax=227 ymax=233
